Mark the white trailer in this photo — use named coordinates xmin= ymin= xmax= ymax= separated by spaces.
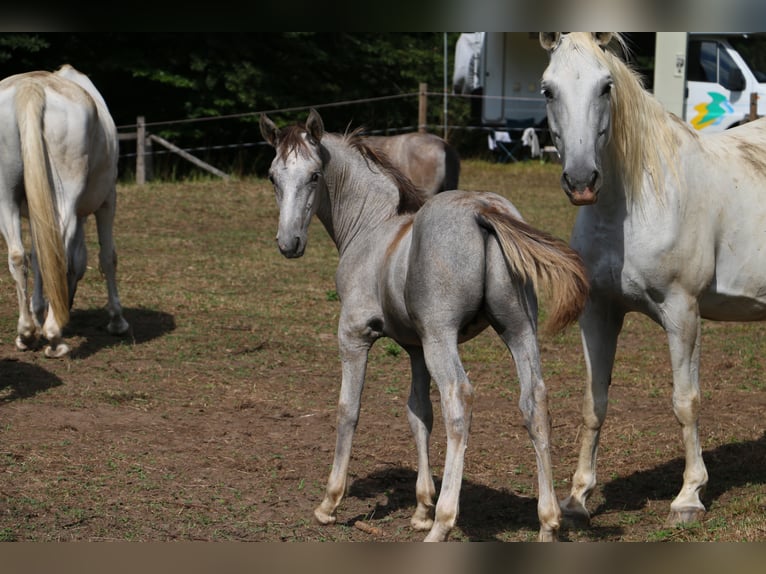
xmin=456 ymin=32 xmax=766 ymax=133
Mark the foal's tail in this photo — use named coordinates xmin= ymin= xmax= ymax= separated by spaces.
xmin=478 ymin=207 xmax=589 ymax=334
xmin=15 ymin=80 xmax=69 ymax=330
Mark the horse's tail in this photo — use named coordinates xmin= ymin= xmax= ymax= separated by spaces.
xmin=441 ymin=142 xmax=461 ymax=192
xmin=15 ymin=80 xmax=69 ymax=330
xmin=478 ymin=207 xmax=588 ymax=334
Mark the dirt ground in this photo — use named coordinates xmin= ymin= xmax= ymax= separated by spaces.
xmin=0 ymin=162 xmax=764 ymax=542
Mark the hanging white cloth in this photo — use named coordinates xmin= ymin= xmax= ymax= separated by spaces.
xmin=521 ymin=127 xmax=540 ymax=158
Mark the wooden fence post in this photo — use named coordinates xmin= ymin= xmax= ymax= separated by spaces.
xmin=418 ymin=82 xmax=427 ymax=133
xmin=136 ymin=116 xmax=146 ymax=185
xmin=750 ymin=92 xmax=759 ymax=122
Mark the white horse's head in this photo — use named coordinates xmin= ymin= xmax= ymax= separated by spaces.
xmin=540 ymin=32 xmax=615 ymax=205
xmin=260 ymin=109 xmax=325 ymax=258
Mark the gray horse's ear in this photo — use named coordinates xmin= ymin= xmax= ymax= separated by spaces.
xmin=539 ymin=33 xmax=561 ymax=51
xmin=306 ymin=108 xmax=324 ymax=142
xmin=593 ymin=33 xmax=613 ymax=47
xmin=260 ymin=114 xmax=279 ymax=146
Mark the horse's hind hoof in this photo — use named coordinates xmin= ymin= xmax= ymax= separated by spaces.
xmin=15 ymin=334 xmax=37 ymax=352
xmin=666 ymin=507 xmax=705 ymax=527
xmin=44 ymin=342 xmax=71 ymax=358
xmin=313 ymin=506 xmax=337 ymax=526
xmin=107 ymin=317 xmax=130 ymax=336
xmin=559 ymin=496 xmax=591 ymax=528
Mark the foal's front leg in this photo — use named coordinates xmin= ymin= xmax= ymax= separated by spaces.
xmin=313 ymin=324 xmax=373 ymax=525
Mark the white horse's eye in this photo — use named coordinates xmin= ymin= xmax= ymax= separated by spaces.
xmin=542 ymin=87 xmax=554 ymax=100
xmin=601 ymin=81 xmax=613 ymax=96
xmin=310 ymin=172 xmax=320 ymax=183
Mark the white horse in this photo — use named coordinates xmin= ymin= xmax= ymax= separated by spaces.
xmin=260 ymin=109 xmax=589 ymax=541
xmin=540 ymin=32 xmax=766 ymax=527
xmin=0 ymin=64 xmax=129 ymax=357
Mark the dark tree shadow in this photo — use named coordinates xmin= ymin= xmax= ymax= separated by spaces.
xmin=66 ymin=306 xmax=176 ymax=360
xmin=0 ymin=359 xmax=63 ymax=403
xmin=346 ymin=467 xmax=623 ymax=541
xmin=595 ymin=431 xmax=766 ymax=517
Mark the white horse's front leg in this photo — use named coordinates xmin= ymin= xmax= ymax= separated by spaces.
xmin=663 ymin=293 xmax=707 ymax=525
xmin=561 ymin=298 xmax=624 ymax=525
xmin=313 ymin=328 xmax=371 ymax=526
xmin=404 ymin=346 xmax=435 ymax=531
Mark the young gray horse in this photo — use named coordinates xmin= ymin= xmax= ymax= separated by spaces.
xmin=0 ymin=65 xmax=129 ymax=357
xmin=260 ymin=109 xmax=589 ymax=541
xmin=364 ymin=132 xmax=460 ymax=199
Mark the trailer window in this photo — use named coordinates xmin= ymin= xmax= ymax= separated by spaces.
xmin=688 ymin=40 xmax=742 ymax=90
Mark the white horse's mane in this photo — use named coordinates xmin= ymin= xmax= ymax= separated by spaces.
xmin=567 ymin=33 xmax=688 ymax=202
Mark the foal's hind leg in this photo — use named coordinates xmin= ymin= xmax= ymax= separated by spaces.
xmin=487 ymin=274 xmax=560 ymax=541
xmin=420 ymin=336 xmax=473 ymax=542
xmin=95 ymin=201 xmax=129 ymax=335
xmin=403 ymin=345 xmax=436 ymax=530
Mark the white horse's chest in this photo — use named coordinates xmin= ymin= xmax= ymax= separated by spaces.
xmin=573 ymin=205 xmax=707 ymax=307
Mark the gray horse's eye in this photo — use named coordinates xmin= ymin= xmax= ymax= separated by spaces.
xmin=310 ymin=172 xmax=320 ymax=183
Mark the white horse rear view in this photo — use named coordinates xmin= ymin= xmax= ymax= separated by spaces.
xmin=0 ymin=64 xmax=129 ymax=357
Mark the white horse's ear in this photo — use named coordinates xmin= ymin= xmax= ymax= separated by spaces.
xmin=306 ymin=108 xmax=324 ymax=142
xmin=593 ymin=33 xmax=613 ymax=47
xmin=260 ymin=114 xmax=279 ymax=146
xmin=539 ymin=33 xmax=561 ymax=51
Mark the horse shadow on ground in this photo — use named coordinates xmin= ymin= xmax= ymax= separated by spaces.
xmin=0 ymin=358 xmax=63 ymax=403
xmin=66 ymin=306 xmax=176 ymax=360
xmin=344 ymin=433 xmax=766 ymax=540
xmin=595 ymin=431 xmax=766 ymax=518
xmin=346 ymin=467 xmax=622 ymax=541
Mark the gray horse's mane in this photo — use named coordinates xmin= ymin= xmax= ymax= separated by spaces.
xmin=276 ymin=123 xmax=425 ymax=215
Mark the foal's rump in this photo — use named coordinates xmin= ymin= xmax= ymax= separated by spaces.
xmin=406 ymin=190 xmax=588 ymax=335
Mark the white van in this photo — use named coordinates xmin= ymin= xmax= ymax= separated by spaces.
xmin=684 ymin=34 xmax=766 ymax=132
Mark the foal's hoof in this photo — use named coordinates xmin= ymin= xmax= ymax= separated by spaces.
xmin=666 ymin=507 xmax=705 ymax=527
xmin=108 ymin=317 xmax=130 ymax=336
xmin=44 ymin=342 xmax=71 ymax=358
xmin=313 ymin=506 xmax=337 ymax=526
xmin=410 ymin=502 xmax=435 ymax=531
xmin=559 ymin=496 xmax=591 ymax=528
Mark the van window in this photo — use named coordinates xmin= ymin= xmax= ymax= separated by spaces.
xmin=688 ymin=40 xmax=742 ymax=90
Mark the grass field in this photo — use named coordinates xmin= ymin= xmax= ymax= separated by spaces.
xmin=0 ymin=159 xmax=763 ymax=542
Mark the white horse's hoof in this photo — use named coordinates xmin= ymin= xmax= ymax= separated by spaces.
xmin=666 ymin=507 xmax=705 ymax=526
xmin=44 ymin=342 xmax=70 ymax=358
xmin=15 ymin=334 xmax=36 ymax=351
xmin=107 ymin=317 xmax=130 ymax=336
xmin=559 ymin=496 xmax=591 ymax=527
xmin=423 ymin=524 xmax=451 ymax=542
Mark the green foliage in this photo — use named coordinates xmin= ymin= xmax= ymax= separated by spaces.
xmin=0 ymin=33 xmax=462 ymax=179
